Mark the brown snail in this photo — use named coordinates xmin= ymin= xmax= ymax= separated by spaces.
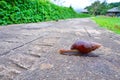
xmin=59 ymin=40 xmax=101 ymax=54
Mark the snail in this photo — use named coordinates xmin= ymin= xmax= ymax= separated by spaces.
xmin=59 ymin=40 xmax=101 ymax=54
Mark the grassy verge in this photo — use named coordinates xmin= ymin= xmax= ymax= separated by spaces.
xmin=92 ymin=16 xmax=120 ymax=34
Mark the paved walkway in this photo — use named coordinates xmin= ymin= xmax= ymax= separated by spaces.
xmin=0 ymin=18 xmax=120 ymax=80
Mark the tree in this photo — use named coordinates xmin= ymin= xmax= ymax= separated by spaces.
xmin=109 ymin=2 xmax=120 ymax=8
xmin=85 ymin=1 xmax=101 ymax=15
xmin=85 ymin=0 xmax=111 ymax=15
xmin=99 ymin=1 xmax=108 ymax=15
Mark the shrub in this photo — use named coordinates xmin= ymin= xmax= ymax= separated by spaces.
xmin=0 ymin=0 xmax=90 ymax=25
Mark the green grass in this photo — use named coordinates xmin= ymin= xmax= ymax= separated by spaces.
xmin=92 ymin=16 xmax=120 ymax=34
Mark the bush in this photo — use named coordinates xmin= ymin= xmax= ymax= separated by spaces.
xmin=0 ymin=0 xmax=90 ymax=25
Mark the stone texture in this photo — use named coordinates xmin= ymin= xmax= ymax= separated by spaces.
xmin=0 ymin=18 xmax=120 ymax=80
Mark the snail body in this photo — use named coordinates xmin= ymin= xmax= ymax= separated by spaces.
xmin=59 ymin=40 xmax=101 ymax=54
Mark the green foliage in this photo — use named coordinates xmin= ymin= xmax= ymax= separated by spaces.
xmin=109 ymin=2 xmax=120 ymax=8
xmin=0 ymin=0 xmax=90 ymax=25
xmin=85 ymin=1 xmax=109 ymax=15
xmin=92 ymin=16 xmax=120 ymax=34
xmin=85 ymin=1 xmax=120 ymax=15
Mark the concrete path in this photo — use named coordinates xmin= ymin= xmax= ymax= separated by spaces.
xmin=0 ymin=18 xmax=120 ymax=80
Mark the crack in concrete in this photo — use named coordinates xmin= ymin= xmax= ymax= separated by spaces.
xmin=84 ymin=26 xmax=92 ymax=37
xmin=0 ymin=36 xmax=44 ymax=57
